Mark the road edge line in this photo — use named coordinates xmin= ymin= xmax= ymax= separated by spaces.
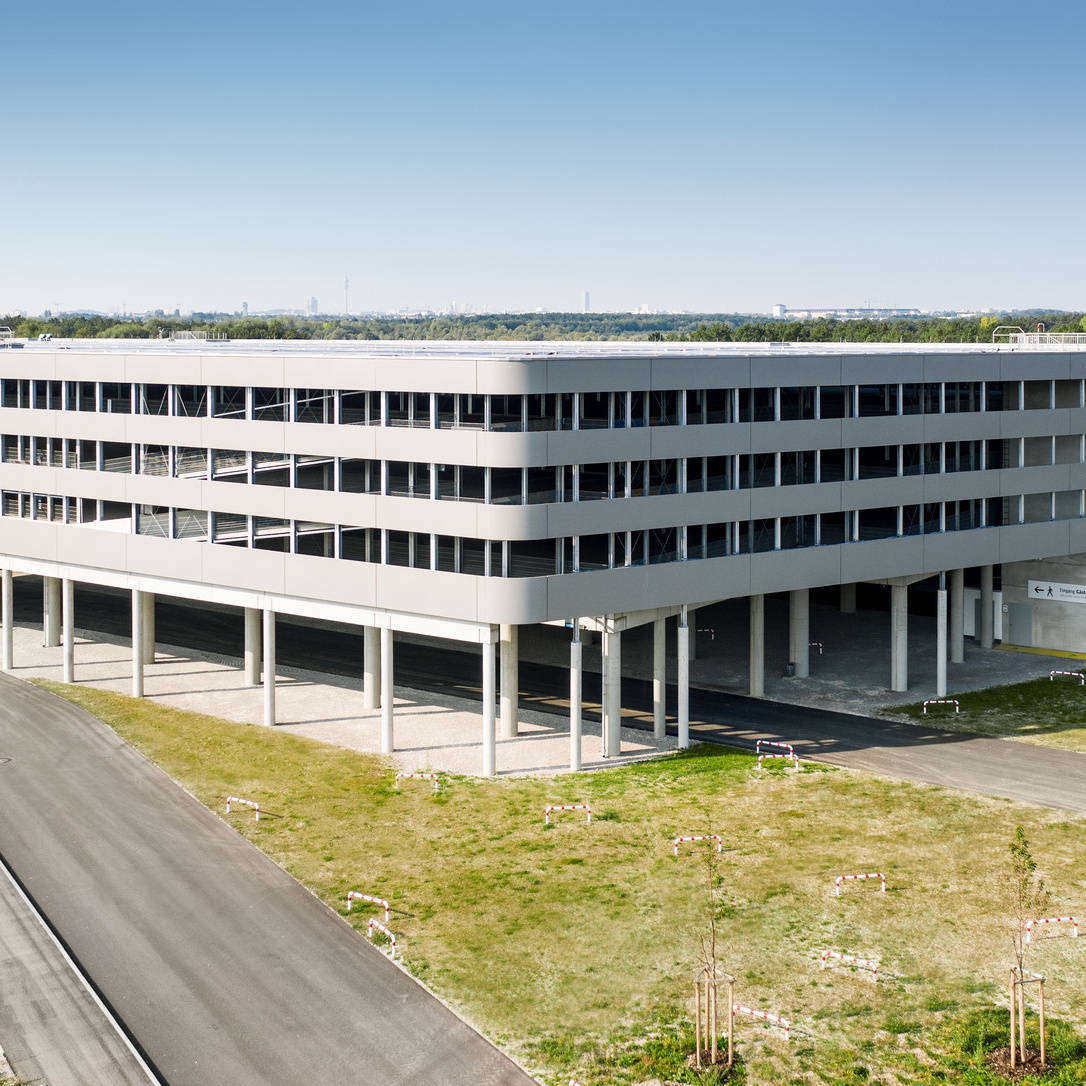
xmin=0 ymin=849 xmax=162 ymax=1084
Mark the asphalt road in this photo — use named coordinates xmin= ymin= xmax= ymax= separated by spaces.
xmin=24 ymin=579 xmax=1086 ymax=816
xmin=0 ymin=856 xmax=152 ymax=1085
xmin=0 ymin=672 xmax=533 ymax=1085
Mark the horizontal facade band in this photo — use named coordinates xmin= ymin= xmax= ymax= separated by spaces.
xmin=0 ymin=513 xmax=1081 ymax=625
xmin=5 ymin=347 xmax=1086 ymax=393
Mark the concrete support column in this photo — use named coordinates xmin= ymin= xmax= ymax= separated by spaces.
xmin=789 ymin=588 xmax=810 ymax=678
xmin=749 ymin=594 xmax=765 ymax=697
xmin=569 ymin=624 xmax=582 ymax=772
xmin=243 ymin=607 xmax=261 ymax=686
xmin=949 ymin=568 xmax=965 ymax=664
xmin=499 ymin=623 xmax=519 ymax=739
xmin=891 ymin=584 xmax=908 ymax=692
xmin=1 ymin=569 xmax=12 ymax=671
xmin=936 ymin=586 xmax=948 ymax=698
xmin=263 ymin=609 xmax=276 ymax=727
xmin=604 ymin=626 xmax=622 ymax=757
xmin=677 ymin=608 xmax=690 ymax=749
xmin=141 ymin=592 xmax=155 ymax=665
xmin=600 ymin=626 xmax=612 ymax=757
xmin=980 ymin=564 xmax=994 ymax=649
xmin=131 ymin=589 xmax=144 ymax=698
xmin=840 ymin=582 xmax=857 ymax=614
xmin=62 ymin=578 xmax=75 ymax=684
xmin=362 ymin=625 xmax=380 ymax=710
xmin=482 ymin=639 xmax=496 ymax=777
xmin=43 ymin=577 xmax=61 ymax=648
xmin=652 ymin=616 xmax=666 ymax=739
xmin=380 ymin=627 xmax=393 ymax=753
xmin=688 ymin=607 xmax=697 ymax=662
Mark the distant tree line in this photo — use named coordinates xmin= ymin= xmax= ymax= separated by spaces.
xmin=3 ymin=311 xmax=1085 ymax=344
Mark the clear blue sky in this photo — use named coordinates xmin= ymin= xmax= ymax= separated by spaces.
xmin=4 ymin=0 xmax=1084 ymax=316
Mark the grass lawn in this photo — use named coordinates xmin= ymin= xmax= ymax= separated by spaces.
xmin=38 ymin=679 xmax=1086 ymax=1086
xmin=886 ymin=673 xmax=1086 ymax=753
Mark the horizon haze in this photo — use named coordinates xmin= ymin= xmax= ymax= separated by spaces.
xmin=4 ymin=0 xmax=1084 ymax=316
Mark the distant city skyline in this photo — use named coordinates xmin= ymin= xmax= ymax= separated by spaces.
xmin=4 ymin=0 xmax=1084 ymax=316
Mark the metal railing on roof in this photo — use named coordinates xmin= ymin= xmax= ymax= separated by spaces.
xmin=992 ymin=326 xmax=1086 ymax=346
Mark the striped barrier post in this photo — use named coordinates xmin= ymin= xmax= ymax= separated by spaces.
xmin=673 ymin=834 xmax=723 ymax=857
xmin=733 ymin=1004 xmax=791 ymax=1039
xmin=809 ymin=641 xmax=824 ymax=655
xmin=367 ymin=918 xmax=398 ymax=952
xmin=820 ymin=949 xmax=878 ymax=980
xmin=1025 ymin=915 xmax=1079 ymax=943
xmin=225 ymin=796 xmax=260 ymax=820
xmin=756 ymin=739 xmax=799 ymax=770
xmin=1049 ymin=670 xmax=1085 ymax=685
xmin=395 ymin=771 xmax=440 ymax=791
xmin=834 ymin=872 xmax=886 ymax=896
xmin=544 ymin=803 xmax=591 ymax=825
xmin=922 ymin=699 xmax=959 ymax=714
xmin=347 ymin=891 xmax=391 ymax=922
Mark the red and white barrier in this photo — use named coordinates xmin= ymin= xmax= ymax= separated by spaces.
xmin=545 ymin=803 xmax=591 ymax=825
xmin=1049 ymin=670 xmax=1085 ymax=685
xmin=756 ymin=739 xmax=799 ymax=769
xmin=820 ymin=949 xmax=878 ymax=980
xmin=395 ymin=771 xmax=440 ymax=790
xmin=733 ymin=1004 xmax=791 ymax=1039
xmin=834 ymin=872 xmax=886 ymax=896
xmin=367 ymin=918 xmax=398 ymax=951
xmin=225 ymin=796 xmax=260 ymax=820
xmin=1025 ymin=915 xmax=1079 ymax=943
xmin=809 ymin=641 xmax=824 ymax=656
xmin=347 ymin=891 xmax=391 ymax=922
xmin=673 ymin=834 xmax=723 ymax=856
xmin=922 ymin=699 xmax=959 ymax=714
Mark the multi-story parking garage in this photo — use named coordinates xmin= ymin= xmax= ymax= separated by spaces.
xmin=2 ymin=334 xmax=1086 ymax=773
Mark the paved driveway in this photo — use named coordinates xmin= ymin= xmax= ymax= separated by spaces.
xmin=0 ymin=673 xmax=534 ymax=1085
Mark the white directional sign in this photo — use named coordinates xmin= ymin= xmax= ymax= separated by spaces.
xmin=1028 ymin=579 xmax=1086 ymax=604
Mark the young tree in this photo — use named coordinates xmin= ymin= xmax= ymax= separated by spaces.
xmin=693 ymin=817 xmax=733 ymax=1069
xmin=1006 ymin=826 xmax=1051 ymax=1066
xmin=1008 ymin=826 xmax=1050 ymax=976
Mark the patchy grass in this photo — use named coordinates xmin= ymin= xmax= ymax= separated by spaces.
xmin=37 ymin=679 xmax=1086 ymax=1085
xmin=886 ymin=675 xmax=1086 ymax=752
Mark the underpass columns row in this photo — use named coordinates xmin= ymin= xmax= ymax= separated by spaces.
xmin=244 ymin=607 xmax=261 ymax=686
xmin=500 ymin=623 xmax=519 ymax=739
xmin=891 ymin=583 xmax=908 ymax=692
xmin=936 ymin=577 xmax=948 ymax=698
xmin=789 ymin=588 xmax=810 ymax=678
xmin=980 ymin=564 xmax=994 ymax=649
xmin=263 ymin=609 xmax=276 ymax=727
xmin=678 ymin=606 xmax=690 ymax=749
xmin=602 ymin=623 xmax=622 ymax=756
xmin=569 ymin=621 xmax=582 ymax=772
xmin=43 ymin=576 xmax=61 ymax=648
xmin=362 ymin=625 xmax=380 ymax=709
xmin=840 ymin=582 xmax=857 ymax=614
xmin=652 ymin=616 xmax=666 ymax=739
xmin=749 ymin=594 xmax=765 ymax=697
xmin=62 ymin=579 xmax=74 ymax=684
xmin=950 ymin=568 xmax=965 ymax=664
xmin=131 ymin=589 xmax=144 ymax=698
xmin=141 ymin=592 xmax=155 ymax=665
xmin=482 ymin=637 xmax=495 ymax=776
xmin=380 ymin=626 xmax=393 ymax=753
xmin=2 ymin=569 xmax=12 ymax=671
